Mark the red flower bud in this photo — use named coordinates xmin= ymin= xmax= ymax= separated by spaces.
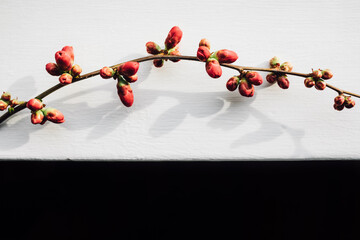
xmin=26 ymin=98 xmax=43 ymax=111
xmin=226 ymin=76 xmax=240 ymax=91
xmin=205 ymin=59 xmax=222 ymax=78
xmin=0 ymin=100 xmax=8 ymax=111
xmin=315 ymin=80 xmax=326 ymax=90
xmin=59 ymin=73 xmax=73 ymax=85
xmin=245 ymin=71 xmax=263 ymax=86
xmin=197 ymin=46 xmax=211 ymax=62
xmin=100 ymin=67 xmax=115 ymax=79
xmin=270 ymin=56 xmax=281 ymax=68
xmin=117 ymin=81 xmax=134 ymax=107
xmin=334 ymin=95 xmax=345 ymax=105
xmin=31 ymin=110 xmax=45 ymax=124
xmin=216 ymin=50 xmax=238 ymax=63
xmin=165 ymin=26 xmax=183 ymax=50
xmin=239 ymin=79 xmax=254 ymax=97
xmin=71 ymin=64 xmax=82 ymax=76
xmin=146 ymin=42 xmax=161 ymax=55
xmin=42 ymin=108 xmax=65 ymax=123
xmin=153 ymin=59 xmax=164 ymax=68
xmin=280 ymin=62 xmax=293 ymax=72
xmin=62 ymin=46 xmax=74 ymax=63
xmin=169 ymin=48 xmax=181 ymax=62
xmin=333 ymin=103 xmax=345 ymax=111
xmin=312 ymin=69 xmax=322 ymax=80
xmin=1 ymin=92 xmax=11 ymax=101
xmin=321 ymin=69 xmax=333 ymax=80
xmin=124 ymin=74 xmax=138 ymax=83
xmin=266 ymin=73 xmax=277 ymax=83
xmin=304 ymin=77 xmax=315 ymax=88
xmin=199 ymin=38 xmax=211 ymax=49
xmin=277 ymin=75 xmax=289 ymax=89
xmin=45 ymin=63 xmax=62 ymax=76
xmin=118 ymin=62 xmax=139 ymax=77
xmin=345 ymin=97 xmax=355 ymax=109
xmin=55 ymin=51 xmax=73 ymax=71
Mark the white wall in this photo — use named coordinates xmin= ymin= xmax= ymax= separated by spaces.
xmin=0 ymin=0 xmax=359 ymax=160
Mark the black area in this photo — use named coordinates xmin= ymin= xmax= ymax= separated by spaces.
xmin=0 ymin=161 xmax=359 ymax=240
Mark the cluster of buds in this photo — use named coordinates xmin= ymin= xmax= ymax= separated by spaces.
xmin=226 ymin=71 xmax=263 ymax=97
xmin=266 ymin=57 xmax=293 ymax=89
xmin=45 ymin=46 xmax=82 ymax=85
xmin=100 ymin=61 xmax=139 ymax=107
xmin=146 ymin=26 xmax=183 ymax=67
xmin=0 ymin=92 xmax=24 ymax=113
xmin=26 ymin=98 xmax=64 ymax=124
xmin=196 ymin=39 xmax=238 ymax=78
xmin=333 ymin=95 xmax=355 ymax=111
xmin=304 ymin=69 xmax=333 ymax=91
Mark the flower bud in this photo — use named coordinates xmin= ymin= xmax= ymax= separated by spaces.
xmin=216 ymin=50 xmax=238 ymax=63
xmin=42 ymin=107 xmax=65 ymax=123
xmin=62 ymin=46 xmax=74 ymax=63
xmin=10 ymin=99 xmax=20 ymax=107
xmin=269 ymin=56 xmax=281 ymax=68
xmin=205 ymin=59 xmax=222 ymax=78
xmin=118 ymin=62 xmax=139 ymax=77
xmin=26 ymin=98 xmax=43 ymax=111
xmin=312 ymin=69 xmax=322 ymax=80
xmin=280 ymin=62 xmax=293 ymax=72
xmin=0 ymin=100 xmax=8 ymax=111
xmin=124 ymin=74 xmax=138 ymax=83
xmin=322 ymin=69 xmax=333 ymax=80
xmin=333 ymin=103 xmax=345 ymax=111
xmin=59 ymin=73 xmax=73 ymax=85
xmin=277 ymin=75 xmax=289 ymax=89
xmin=239 ymin=79 xmax=254 ymax=97
xmin=45 ymin=63 xmax=62 ymax=76
xmin=100 ymin=67 xmax=115 ymax=79
xmin=165 ymin=26 xmax=183 ymax=50
xmin=304 ymin=77 xmax=315 ymax=88
xmin=199 ymin=38 xmax=211 ymax=49
xmin=153 ymin=59 xmax=164 ymax=68
xmin=1 ymin=92 xmax=11 ymax=101
xmin=169 ymin=48 xmax=181 ymax=62
xmin=55 ymin=51 xmax=73 ymax=71
xmin=197 ymin=46 xmax=211 ymax=62
xmin=245 ymin=71 xmax=263 ymax=86
xmin=315 ymin=80 xmax=326 ymax=90
xmin=226 ymin=76 xmax=240 ymax=91
xmin=117 ymin=80 xmax=134 ymax=107
xmin=334 ymin=95 xmax=345 ymax=105
xmin=266 ymin=73 xmax=277 ymax=83
xmin=345 ymin=97 xmax=355 ymax=109
xmin=31 ymin=110 xmax=45 ymax=124
xmin=71 ymin=64 xmax=82 ymax=77
xmin=146 ymin=42 xmax=161 ymax=55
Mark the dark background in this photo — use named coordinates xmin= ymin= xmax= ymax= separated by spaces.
xmin=0 ymin=161 xmax=359 ymax=240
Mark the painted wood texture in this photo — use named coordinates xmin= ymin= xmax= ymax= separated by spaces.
xmin=0 ymin=0 xmax=359 ymax=160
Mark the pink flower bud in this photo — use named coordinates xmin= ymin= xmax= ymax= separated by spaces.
xmin=45 ymin=63 xmax=62 ymax=76
xmin=100 ymin=67 xmax=115 ymax=79
xmin=165 ymin=26 xmax=183 ymax=50
xmin=322 ymin=69 xmax=333 ymax=80
xmin=277 ymin=75 xmax=289 ymax=89
xmin=312 ymin=69 xmax=322 ymax=80
xmin=205 ymin=59 xmax=222 ymax=78
xmin=270 ymin=56 xmax=281 ymax=69
xmin=124 ymin=74 xmax=138 ymax=83
xmin=333 ymin=103 xmax=345 ymax=111
xmin=146 ymin=42 xmax=161 ymax=55
xmin=55 ymin=51 xmax=73 ymax=71
xmin=42 ymin=108 xmax=65 ymax=123
xmin=26 ymin=98 xmax=43 ymax=111
xmin=153 ymin=59 xmax=164 ymax=68
xmin=199 ymin=38 xmax=211 ymax=49
xmin=226 ymin=76 xmax=240 ymax=91
xmin=71 ymin=64 xmax=82 ymax=76
xmin=197 ymin=46 xmax=211 ymax=62
xmin=345 ymin=97 xmax=355 ymax=109
xmin=31 ymin=110 xmax=45 ymax=124
xmin=334 ymin=95 xmax=345 ymax=105
xmin=315 ymin=80 xmax=326 ymax=90
xmin=117 ymin=82 xmax=134 ymax=107
xmin=0 ymin=100 xmax=8 ymax=111
xmin=169 ymin=48 xmax=181 ymax=62
xmin=1 ymin=92 xmax=11 ymax=101
xmin=239 ymin=79 xmax=254 ymax=97
xmin=59 ymin=73 xmax=73 ymax=85
xmin=216 ymin=50 xmax=238 ymax=63
xmin=280 ymin=62 xmax=293 ymax=72
xmin=118 ymin=62 xmax=139 ymax=77
xmin=245 ymin=71 xmax=263 ymax=86
xmin=62 ymin=46 xmax=74 ymax=63
xmin=266 ymin=73 xmax=277 ymax=83
xmin=304 ymin=77 xmax=315 ymax=88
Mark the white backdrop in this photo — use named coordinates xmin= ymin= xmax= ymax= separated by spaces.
xmin=0 ymin=0 xmax=359 ymax=160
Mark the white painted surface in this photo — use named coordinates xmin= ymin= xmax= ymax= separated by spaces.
xmin=0 ymin=0 xmax=359 ymax=160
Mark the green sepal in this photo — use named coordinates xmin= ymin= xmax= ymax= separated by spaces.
xmin=8 ymin=107 xmax=14 ymax=114
xmin=117 ymin=75 xmax=129 ymax=88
